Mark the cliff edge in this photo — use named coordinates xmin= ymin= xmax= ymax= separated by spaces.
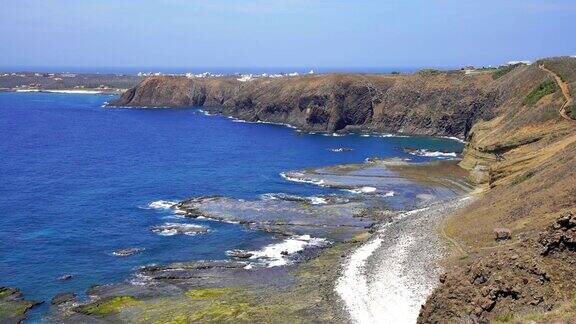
xmin=110 ymin=71 xmax=499 ymax=139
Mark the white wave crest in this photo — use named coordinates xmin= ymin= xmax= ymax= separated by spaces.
xmin=151 ymin=223 xmax=208 ymax=236
xmin=280 ymin=172 xmax=326 ymax=187
xmin=260 ymin=193 xmax=328 ymax=205
xmin=309 ymin=196 xmax=329 ymax=205
xmin=344 ymin=186 xmax=378 ymax=194
xmin=382 ymin=191 xmax=395 ymax=197
xmin=329 ymin=147 xmax=353 ymax=153
xmin=197 ymin=109 xmax=213 ymax=116
xmin=441 ymin=136 xmax=466 ymax=143
xmin=322 ymin=133 xmax=347 ymax=137
xmin=360 ymin=133 xmax=409 ymax=138
xmin=148 ymin=200 xmax=178 ymax=209
xmin=248 ymin=235 xmax=328 ymax=267
xmin=408 ymin=149 xmax=457 ymax=158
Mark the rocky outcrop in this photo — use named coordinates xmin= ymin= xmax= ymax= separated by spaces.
xmin=419 ymin=247 xmax=553 ymax=323
xmin=539 ymin=212 xmax=576 ymax=256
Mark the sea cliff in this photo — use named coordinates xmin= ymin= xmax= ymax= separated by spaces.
xmin=110 ymin=71 xmax=499 ymax=139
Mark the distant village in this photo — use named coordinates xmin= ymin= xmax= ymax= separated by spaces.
xmin=136 ymin=70 xmax=316 ymax=82
xmin=1 ymin=58 xmax=563 ymax=91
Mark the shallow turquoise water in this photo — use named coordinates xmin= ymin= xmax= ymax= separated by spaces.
xmin=0 ymin=92 xmax=463 ymax=321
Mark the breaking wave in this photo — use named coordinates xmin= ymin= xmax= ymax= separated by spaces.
xmin=247 ymin=234 xmax=329 ymax=267
xmin=147 ymin=200 xmax=178 ymax=210
xmin=408 ymin=149 xmax=457 ymax=158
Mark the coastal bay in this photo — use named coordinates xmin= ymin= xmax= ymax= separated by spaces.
xmin=2 ymin=56 xmax=575 ymax=322
xmin=0 ymin=91 xmax=465 ymax=322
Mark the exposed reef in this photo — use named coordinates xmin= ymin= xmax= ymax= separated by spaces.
xmin=0 ymin=287 xmax=41 ymax=323
xmin=50 ymin=159 xmax=471 ymax=323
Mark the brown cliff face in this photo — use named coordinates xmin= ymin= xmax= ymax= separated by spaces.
xmin=110 ymin=72 xmax=498 ymax=139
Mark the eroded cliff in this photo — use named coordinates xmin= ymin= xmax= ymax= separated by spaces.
xmin=110 ymin=71 xmax=499 ymax=139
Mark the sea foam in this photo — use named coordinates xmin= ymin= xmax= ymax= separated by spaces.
xmin=148 ymin=200 xmax=178 ymax=209
xmin=344 ymin=186 xmax=378 ymax=194
xmin=248 ymin=235 xmax=328 ymax=267
xmin=279 ymin=172 xmax=326 ymax=187
xmin=408 ymin=149 xmax=457 ymax=158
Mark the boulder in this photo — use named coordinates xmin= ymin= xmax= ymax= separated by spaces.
xmin=494 ymin=228 xmax=512 ymax=241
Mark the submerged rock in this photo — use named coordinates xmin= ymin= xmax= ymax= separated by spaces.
xmin=150 ymin=223 xmax=208 ymax=236
xmin=113 ymin=248 xmax=144 ymax=257
xmin=226 ymin=249 xmax=254 ymax=259
xmin=58 ymin=274 xmax=73 ymax=281
xmin=329 ymin=147 xmax=353 ymax=153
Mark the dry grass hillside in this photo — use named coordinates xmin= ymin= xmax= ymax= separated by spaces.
xmin=420 ymin=57 xmax=576 ymax=323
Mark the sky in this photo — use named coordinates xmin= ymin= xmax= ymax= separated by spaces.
xmin=0 ymin=0 xmax=574 ymax=69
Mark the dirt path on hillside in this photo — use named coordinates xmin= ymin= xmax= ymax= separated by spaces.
xmin=539 ymin=64 xmax=574 ymax=121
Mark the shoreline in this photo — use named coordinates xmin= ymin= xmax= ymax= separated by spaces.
xmin=336 ymin=196 xmax=473 ymax=323
xmin=0 ymin=90 xmax=470 ymax=322
xmin=196 ymin=105 xmax=469 ymax=143
xmin=46 ymin=158 xmax=473 ymax=322
xmin=0 ymin=88 xmax=124 ymax=95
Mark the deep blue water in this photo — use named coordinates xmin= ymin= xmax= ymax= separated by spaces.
xmin=0 ymin=92 xmax=462 ymax=321
xmin=0 ymin=66 xmax=425 ymax=75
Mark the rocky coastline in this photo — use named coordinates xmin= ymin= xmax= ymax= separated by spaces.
xmin=106 ymin=56 xmax=576 ymax=322
xmin=43 ymin=159 xmax=471 ymax=323
xmin=108 ymin=71 xmax=499 ymax=139
xmin=4 ymin=56 xmax=575 ymax=323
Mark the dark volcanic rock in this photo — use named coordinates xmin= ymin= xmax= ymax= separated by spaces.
xmin=113 ymin=247 xmax=144 ymax=257
xmin=226 ymin=249 xmax=254 ymax=259
xmin=418 ymin=248 xmax=553 ymax=323
xmin=51 ymin=292 xmax=77 ymax=305
xmin=150 ymin=223 xmax=209 ymax=236
xmin=539 ymin=212 xmax=576 ymax=256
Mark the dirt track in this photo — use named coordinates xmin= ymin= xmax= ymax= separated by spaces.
xmin=539 ymin=64 xmax=574 ymax=121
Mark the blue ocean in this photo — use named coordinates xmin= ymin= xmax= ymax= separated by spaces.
xmin=0 ymin=92 xmax=463 ymax=321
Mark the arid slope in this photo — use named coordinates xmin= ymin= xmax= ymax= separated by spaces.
xmin=420 ymin=57 xmax=576 ymax=323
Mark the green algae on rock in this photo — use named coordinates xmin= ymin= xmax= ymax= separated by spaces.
xmin=0 ymin=287 xmax=41 ymax=323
